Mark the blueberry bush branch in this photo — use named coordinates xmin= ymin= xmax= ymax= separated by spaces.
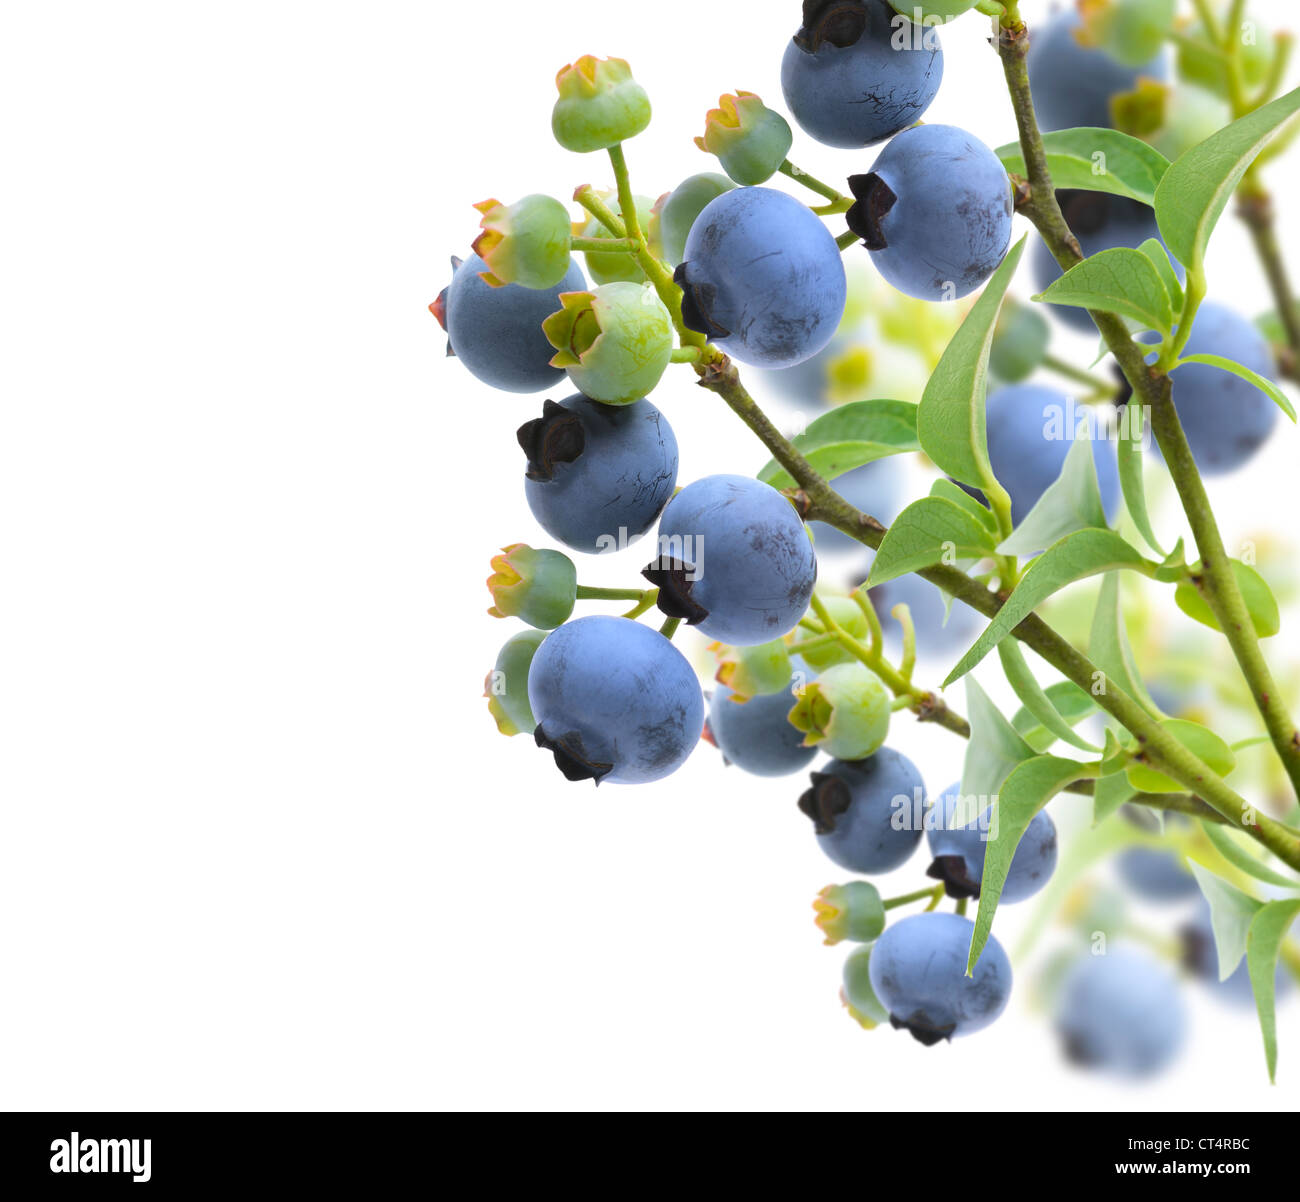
xmin=995 ymin=10 xmax=1300 ymax=814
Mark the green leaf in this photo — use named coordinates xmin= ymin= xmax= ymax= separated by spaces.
xmin=1098 ymin=727 xmax=1129 ymax=776
xmin=917 ymin=236 xmax=1027 ymax=492
xmin=1126 ymin=718 xmax=1236 ymax=793
xmin=998 ymin=641 xmax=1101 ymax=753
xmin=997 ymin=435 xmax=1108 ymax=558
xmin=1137 ymin=237 xmax=1183 ymax=311
xmin=967 ymin=755 xmax=1085 ymax=971
xmin=929 ymin=477 xmax=998 ymax=533
xmin=1155 ymin=86 xmax=1300 ymax=269
xmin=866 ymin=497 xmax=997 ymax=586
xmin=1189 ymin=861 xmax=1262 ymax=980
xmin=1174 ymin=352 xmax=1297 ymax=422
xmin=1012 ymin=680 xmax=1098 ymax=752
xmin=1033 ymin=247 xmax=1174 ymax=333
xmin=1115 ymin=401 xmax=1163 ymax=556
xmin=757 ymin=399 xmax=919 ymax=491
xmin=1200 ymin=821 xmax=1300 ymax=891
xmin=944 ymin=530 xmax=1151 ymax=686
xmin=1088 ymin=571 xmax=1161 ymax=717
xmin=996 ymin=128 xmax=1170 ymax=206
xmin=1247 ymin=899 xmax=1300 ymax=1082
xmin=1174 ymin=560 xmax=1281 ymax=638
xmin=1092 ymin=764 xmax=1136 ymax=826
xmin=957 ymin=676 xmax=1036 ymax=826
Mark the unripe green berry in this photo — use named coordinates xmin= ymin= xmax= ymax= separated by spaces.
xmin=990 ymin=298 xmax=1050 ymax=384
xmin=788 ymin=661 xmax=890 ymax=760
xmin=573 ymin=191 xmax=655 ymax=284
xmin=695 ymin=92 xmax=792 ymax=187
xmin=472 ymin=194 xmax=573 ymax=290
xmin=552 ymin=56 xmax=651 ymax=153
xmin=799 ymin=597 xmax=868 ymax=672
xmin=485 ymin=629 xmax=547 ymax=736
xmin=542 ymin=282 xmax=674 ymax=404
xmin=841 ymin=944 xmax=890 ymax=1029
xmin=887 ymin=0 xmax=978 ymax=19
xmin=658 ymin=173 xmax=736 ymax=265
xmin=710 ymin=638 xmax=793 ymax=699
xmin=813 ymin=882 xmax=885 ymax=946
xmin=486 ymin=544 xmax=577 ymax=630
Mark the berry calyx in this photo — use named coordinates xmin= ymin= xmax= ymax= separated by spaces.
xmin=552 ymin=56 xmax=651 ymax=154
xmin=694 ymin=92 xmax=793 ymax=186
xmin=844 ymin=173 xmax=895 ymax=251
xmin=787 ymin=662 xmax=890 ymax=760
xmin=813 ymin=881 xmax=885 ymax=945
xmin=516 ymin=399 xmax=586 ymax=482
xmin=471 ymin=195 xmax=573 ymax=290
xmin=486 ymin=544 xmax=577 ymax=630
xmin=542 ymin=283 xmax=674 ymax=404
xmin=795 ymin=1 xmax=871 ymax=52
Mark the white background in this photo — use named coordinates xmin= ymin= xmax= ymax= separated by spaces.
xmin=3 ymin=0 xmax=1299 ymax=1110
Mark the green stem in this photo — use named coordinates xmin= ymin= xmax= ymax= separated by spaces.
xmin=779 ymin=159 xmax=849 ymax=206
xmin=884 ymin=885 xmax=944 ymax=911
xmin=836 ymin=229 xmax=861 ymax=251
xmin=1042 ymin=353 xmax=1117 ymax=394
xmin=576 ymin=585 xmax=649 ymax=602
xmin=660 ymin=616 xmax=681 ymax=639
xmin=621 ymin=590 xmax=659 ymax=620
xmin=570 ymin=236 xmax=637 ymax=253
xmin=670 ymin=346 xmax=702 ymax=364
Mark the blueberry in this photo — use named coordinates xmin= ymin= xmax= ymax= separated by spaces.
xmin=1055 ymin=947 xmax=1186 ymax=1076
xmin=812 ymin=459 xmax=906 ymax=555
xmin=1032 ymin=191 xmax=1171 ymax=333
xmin=925 ymin=784 xmax=1058 ymax=903
xmin=1027 ymin=10 xmax=1167 ymax=134
xmin=868 ymin=912 xmax=1013 ymax=1044
xmin=1115 ymin=847 xmax=1198 ymax=901
xmin=527 ymin=615 xmax=704 ymax=785
xmin=1149 ymin=302 xmax=1279 ymax=476
xmin=974 ymin=384 xmax=1121 ymax=527
xmin=847 ymin=124 xmax=1012 ymax=302
xmin=674 ymin=187 xmax=846 ymax=368
xmin=706 ymin=683 xmax=817 ymax=777
xmin=799 ymin=747 xmax=925 ymax=874
xmin=431 ymin=253 xmax=587 ymax=393
xmin=645 ymin=474 xmax=817 ymax=644
xmin=518 ymin=395 xmax=678 ymax=555
xmin=781 ymin=0 xmax=943 ymax=150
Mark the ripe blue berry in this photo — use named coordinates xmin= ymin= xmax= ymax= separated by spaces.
xmin=519 ymin=395 xmax=678 ymax=555
xmin=868 ymin=912 xmax=1013 ymax=1044
xmin=1114 ymin=847 xmax=1198 ymax=901
xmin=925 ymin=784 xmax=1058 ymax=904
xmin=645 ymin=474 xmax=817 ymax=644
xmin=781 ymin=0 xmax=943 ymax=150
xmin=706 ymin=683 xmax=817 ymax=777
xmin=1032 ymin=191 xmax=1170 ymax=334
xmin=979 ymin=384 xmax=1121 ymax=527
xmin=432 ymin=253 xmax=587 ymax=393
xmin=799 ymin=747 xmax=924 ymax=873
xmin=847 ymin=124 xmax=1013 ymax=302
xmin=674 ymin=187 xmax=847 ymax=368
xmin=1027 ymin=10 xmax=1167 ymax=133
xmin=1151 ymin=302 xmax=1279 ymax=476
xmin=527 ymin=615 xmax=704 ymax=785
xmin=1054 ymin=947 xmax=1186 ymax=1076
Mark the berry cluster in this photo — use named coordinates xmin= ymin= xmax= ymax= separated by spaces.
xmin=444 ymin=0 xmax=1300 ymax=1082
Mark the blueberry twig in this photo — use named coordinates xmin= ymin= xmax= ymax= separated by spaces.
xmin=996 ymin=10 xmax=1300 ymax=835
xmin=778 ymin=159 xmax=852 ymax=214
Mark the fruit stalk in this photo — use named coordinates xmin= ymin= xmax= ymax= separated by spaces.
xmin=995 ymin=11 xmax=1300 ymax=814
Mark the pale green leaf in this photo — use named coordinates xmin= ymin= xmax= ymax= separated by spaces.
xmin=998 ymin=640 xmax=1100 ymax=752
xmin=1155 ymin=86 xmax=1300 ymax=268
xmin=1126 ymin=718 xmax=1236 ymax=794
xmin=930 ymin=477 xmax=998 ymax=533
xmin=1092 ymin=767 xmax=1136 ymax=826
xmin=957 ymin=676 xmax=1036 ymax=826
xmin=997 ymin=435 xmax=1108 ymax=558
xmin=758 ymin=399 xmax=919 ymax=491
xmin=996 ymin=128 xmax=1169 ymax=206
xmin=1011 ymin=680 xmax=1098 ymax=752
xmin=1116 ymin=402 xmax=1163 ymax=555
xmin=1088 ymin=571 xmax=1161 ymax=717
xmin=945 ymin=530 xmax=1152 ymax=686
xmin=866 ymin=497 xmax=998 ymax=586
xmin=1137 ymin=237 xmax=1183 ymax=311
xmin=1200 ymin=822 xmax=1300 ymax=891
xmin=1247 ymin=899 xmax=1300 ymax=1082
xmin=1174 ymin=560 xmax=1281 ymax=638
xmin=1034 ymin=247 xmax=1174 ymax=333
xmin=917 ymin=237 xmax=1027 ymax=492
xmin=1188 ymin=861 xmax=1262 ymax=980
xmin=1175 ymin=352 xmax=1296 ymax=422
